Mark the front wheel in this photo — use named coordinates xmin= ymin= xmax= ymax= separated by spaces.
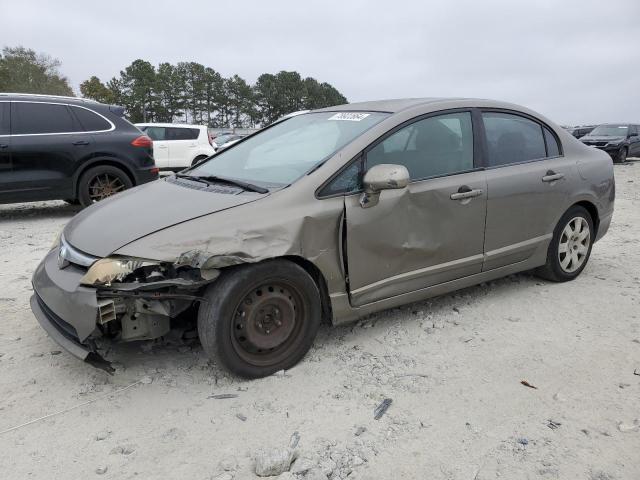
xmin=197 ymin=259 xmax=321 ymax=378
xmin=615 ymin=147 xmax=627 ymax=164
xmin=77 ymin=165 xmax=133 ymax=207
xmin=536 ymin=205 xmax=594 ymax=282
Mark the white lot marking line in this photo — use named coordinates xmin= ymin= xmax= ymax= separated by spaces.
xmin=0 ymin=379 xmax=143 ymax=436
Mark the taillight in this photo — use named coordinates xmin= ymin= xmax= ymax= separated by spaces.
xmin=131 ymin=135 xmax=153 ymax=147
xmin=208 ymin=134 xmax=214 ymax=146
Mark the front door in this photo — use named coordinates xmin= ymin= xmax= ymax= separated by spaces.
xmin=8 ymin=101 xmax=91 ymax=201
xmin=480 ymin=111 xmax=577 ymax=270
xmin=344 ymin=111 xmax=487 ymax=307
xmin=628 ymin=125 xmax=640 ymax=156
xmin=144 ymin=126 xmax=169 ymax=169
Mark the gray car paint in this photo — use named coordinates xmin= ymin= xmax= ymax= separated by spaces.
xmin=65 ymin=175 xmax=263 ymax=257
xmin=31 ymin=97 xmax=615 ymax=361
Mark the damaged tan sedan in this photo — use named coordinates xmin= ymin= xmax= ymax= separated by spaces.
xmin=31 ymin=98 xmax=615 ymax=377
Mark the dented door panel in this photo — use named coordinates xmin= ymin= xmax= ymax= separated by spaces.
xmin=345 ymin=171 xmax=488 ymax=306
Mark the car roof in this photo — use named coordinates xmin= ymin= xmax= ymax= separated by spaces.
xmin=310 ymin=97 xmax=483 ymax=114
xmin=135 ymin=122 xmax=206 ymax=128
xmin=0 ymin=92 xmax=101 ymax=105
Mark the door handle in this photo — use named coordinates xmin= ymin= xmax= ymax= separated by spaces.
xmin=72 ymin=140 xmax=90 ymax=146
xmin=0 ymin=144 xmax=8 ymax=149
xmin=157 ymin=145 xmax=168 ymax=149
xmin=450 ymin=187 xmax=483 ymax=201
xmin=542 ymin=170 xmax=564 ymax=182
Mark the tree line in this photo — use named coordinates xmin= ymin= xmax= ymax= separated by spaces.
xmin=0 ymin=46 xmax=348 ymax=128
xmin=81 ymin=60 xmax=347 ymax=127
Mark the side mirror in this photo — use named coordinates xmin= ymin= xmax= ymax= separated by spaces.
xmin=360 ymin=163 xmax=410 ymax=208
xmin=629 ymin=132 xmax=638 ymax=138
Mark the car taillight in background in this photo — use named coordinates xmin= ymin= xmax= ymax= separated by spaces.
xmin=131 ymin=135 xmax=153 ymax=148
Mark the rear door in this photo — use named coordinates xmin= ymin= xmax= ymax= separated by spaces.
xmin=142 ymin=126 xmax=169 ymax=168
xmin=481 ymin=111 xmax=577 ymax=271
xmin=343 ymin=110 xmax=487 ymax=306
xmin=8 ymin=101 xmax=91 ymax=201
xmin=0 ymin=102 xmax=11 ymax=198
xmin=167 ymin=127 xmax=199 ymax=168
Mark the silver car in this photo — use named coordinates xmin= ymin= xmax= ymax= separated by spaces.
xmin=31 ymin=98 xmax=615 ymax=377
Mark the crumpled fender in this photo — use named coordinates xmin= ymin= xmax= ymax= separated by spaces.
xmin=114 ymin=192 xmax=347 ymax=293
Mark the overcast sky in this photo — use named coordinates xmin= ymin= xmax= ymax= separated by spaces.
xmin=4 ymin=0 xmax=639 ymax=125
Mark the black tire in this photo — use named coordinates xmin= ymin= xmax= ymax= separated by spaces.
xmin=191 ymin=155 xmax=208 ymax=166
xmin=197 ymin=259 xmax=321 ymax=378
xmin=77 ymin=165 xmax=133 ymax=207
xmin=615 ymin=147 xmax=627 ymax=164
xmin=536 ymin=205 xmax=594 ymax=282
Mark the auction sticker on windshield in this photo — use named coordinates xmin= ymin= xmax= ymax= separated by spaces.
xmin=328 ymin=112 xmax=371 ymax=121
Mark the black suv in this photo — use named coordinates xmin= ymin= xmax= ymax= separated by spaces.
xmin=580 ymin=123 xmax=640 ymax=163
xmin=0 ymin=93 xmax=158 ymax=206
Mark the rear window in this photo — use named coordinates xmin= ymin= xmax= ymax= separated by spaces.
xmin=11 ymin=102 xmax=77 ymax=135
xmin=543 ymin=127 xmax=561 ymax=157
xmin=482 ymin=112 xmax=546 ymax=166
xmin=142 ymin=126 xmax=166 ymax=141
xmin=71 ymin=106 xmax=112 ymax=132
xmin=166 ymin=127 xmax=199 ymax=140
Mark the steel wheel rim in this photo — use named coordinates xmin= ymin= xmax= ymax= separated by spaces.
xmin=558 ymin=216 xmax=590 ymax=273
xmin=231 ymin=281 xmax=305 ymax=367
xmin=88 ymin=173 xmax=126 ymax=202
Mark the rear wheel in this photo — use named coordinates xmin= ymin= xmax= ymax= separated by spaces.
xmin=536 ymin=205 xmax=594 ymax=282
xmin=78 ymin=165 xmax=133 ymax=207
xmin=197 ymin=259 xmax=321 ymax=378
xmin=615 ymin=147 xmax=627 ymax=164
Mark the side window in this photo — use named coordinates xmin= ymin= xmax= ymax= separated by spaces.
xmin=366 ymin=112 xmax=474 ymax=180
xmin=543 ymin=127 xmax=561 ymax=157
xmin=629 ymin=125 xmax=638 ymax=136
xmin=482 ymin=112 xmax=546 ymax=166
xmin=319 ymin=160 xmax=362 ymax=196
xmin=11 ymin=102 xmax=77 ymax=135
xmin=166 ymin=127 xmax=199 ymax=141
xmin=144 ymin=126 xmax=166 ymax=141
xmin=0 ymin=103 xmax=9 ymax=136
xmin=71 ymin=106 xmax=111 ymax=132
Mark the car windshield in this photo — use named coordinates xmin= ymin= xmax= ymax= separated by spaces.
xmin=590 ymin=125 xmax=628 ymax=136
xmin=190 ymin=111 xmax=389 ymax=186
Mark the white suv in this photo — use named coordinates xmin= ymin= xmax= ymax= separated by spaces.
xmin=136 ymin=123 xmax=215 ymax=170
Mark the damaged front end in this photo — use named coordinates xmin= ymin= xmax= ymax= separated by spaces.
xmin=81 ymin=256 xmax=219 ymax=343
xmin=31 ymin=241 xmax=221 ymax=374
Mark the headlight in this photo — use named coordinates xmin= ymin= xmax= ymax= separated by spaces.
xmin=606 ymin=141 xmax=622 ymax=147
xmin=80 ymin=257 xmax=161 ymax=286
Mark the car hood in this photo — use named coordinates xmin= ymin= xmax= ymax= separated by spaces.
xmin=581 ymin=136 xmax=625 ymax=142
xmin=64 ymin=178 xmax=264 ymax=257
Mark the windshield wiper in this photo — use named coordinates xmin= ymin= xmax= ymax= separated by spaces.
xmin=175 ymin=173 xmax=268 ymax=194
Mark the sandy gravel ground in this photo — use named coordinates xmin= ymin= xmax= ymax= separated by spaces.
xmin=0 ymin=162 xmax=639 ymax=480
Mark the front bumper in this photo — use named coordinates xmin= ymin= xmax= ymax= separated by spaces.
xmin=585 ymin=144 xmax=622 ymax=157
xmin=31 ymin=248 xmax=100 ymax=360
